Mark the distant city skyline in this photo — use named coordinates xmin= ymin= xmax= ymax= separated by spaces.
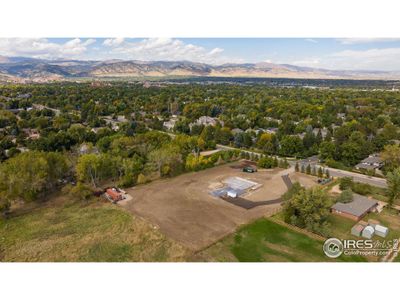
xmin=2 ymin=38 xmax=400 ymax=71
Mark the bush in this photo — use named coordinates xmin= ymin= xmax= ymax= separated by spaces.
xmin=68 ymin=183 xmax=93 ymax=202
xmin=337 ymin=189 xmax=353 ymax=203
xmin=258 ymin=156 xmax=274 ymax=169
xmin=339 ymin=177 xmax=354 ymax=191
xmin=119 ymin=174 xmax=135 ymax=187
xmin=351 ymin=182 xmax=372 ymax=195
xmin=137 ymin=173 xmax=147 ymax=185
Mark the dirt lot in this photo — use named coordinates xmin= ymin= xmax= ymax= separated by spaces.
xmin=288 ymin=172 xmax=318 ymax=188
xmin=120 ymin=162 xmax=289 ymax=251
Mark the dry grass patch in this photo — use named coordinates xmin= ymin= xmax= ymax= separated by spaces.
xmin=0 ymin=194 xmax=187 ymax=262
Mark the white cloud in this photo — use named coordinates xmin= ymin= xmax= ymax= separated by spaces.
xmin=103 ymin=38 xmax=125 ymax=47
xmin=102 ymin=38 xmax=230 ymax=64
xmin=291 ymin=58 xmax=320 ymax=67
xmin=288 ymin=47 xmax=400 ymax=71
xmin=0 ymin=38 xmax=95 ymax=59
xmin=337 ymin=38 xmax=400 ymax=45
xmin=328 ymin=47 xmax=400 ymax=70
xmin=305 ymin=38 xmax=318 ymax=43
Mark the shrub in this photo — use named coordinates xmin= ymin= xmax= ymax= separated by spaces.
xmin=258 ymin=156 xmax=274 ymax=169
xmin=137 ymin=173 xmax=147 ymax=185
xmin=337 ymin=188 xmax=353 ymax=203
xmin=339 ymin=177 xmax=354 ymax=191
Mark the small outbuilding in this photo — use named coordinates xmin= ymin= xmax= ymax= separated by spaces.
xmin=351 ymin=224 xmax=365 ymax=237
xmin=105 ymin=188 xmax=124 ymax=202
xmin=227 ymin=190 xmax=238 ymax=198
xmin=375 ymin=224 xmax=389 ymax=238
xmin=362 ymin=225 xmax=375 ymax=239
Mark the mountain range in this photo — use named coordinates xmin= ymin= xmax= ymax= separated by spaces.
xmin=0 ymin=56 xmax=399 ymax=82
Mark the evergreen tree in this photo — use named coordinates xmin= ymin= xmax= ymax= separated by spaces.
xmin=273 ymin=156 xmax=279 ymax=167
xmin=325 ymin=169 xmax=330 ymax=178
xmin=317 ymin=166 xmax=323 ymax=178
xmin=284 ymin=158 xmax=289 ymax=168
xmin=311 ymin=166 xmax=317 ymax=176
xmin=306 ymin=164 xmax=311 ymax=175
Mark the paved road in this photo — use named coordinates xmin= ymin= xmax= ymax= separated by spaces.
xmin=322 ymin=166 xmax=387 ymax=188
xmin=217 ymin=144 xmax=388 ymax=189
xmin=289 ymin=161 xmax=387 ymax=188
xmin=216 ymin=144 xmax=262 ymax=156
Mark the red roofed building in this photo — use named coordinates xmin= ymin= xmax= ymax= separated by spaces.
xmin=106 ymin=188 xmax=123 ymax=202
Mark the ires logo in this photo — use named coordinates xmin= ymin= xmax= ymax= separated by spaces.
xmin=343 ymin=240 xmax=373 ymax=249
xmin=323 ymin=238 xmax=343 ymax=258
xmin=323 ymin=238 xmax=399 ymax=258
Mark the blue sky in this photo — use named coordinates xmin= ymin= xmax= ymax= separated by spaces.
xmin=2 ymin=38 xmax=400 ymax=70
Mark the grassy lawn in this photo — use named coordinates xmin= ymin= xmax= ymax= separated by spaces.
xmin=195 ymin=218 xmax=366 ymax=262
xmin=328 ymin=209 xmax=400 ymax=242
xmin=367 ymin=209 xmax=400 ymax=241
xmin=327 ymin=214 xmax=358 ymax=240
xmin=328 ymin=209 xmax=400 ymax=262
xmin=0 ymin=195 xmax=187 ymax=262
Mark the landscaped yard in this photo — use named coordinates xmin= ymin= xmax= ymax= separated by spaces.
xmin=193 ymin=218 xmax=366 ymax=262
xmin=0 ymin=194 xmax=187 ymax=262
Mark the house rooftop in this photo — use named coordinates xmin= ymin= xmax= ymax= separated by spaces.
xmin=332 ymin=194 xmax=378 ymax=218
xmin=361 ymin=155 xmax=382 ymax=164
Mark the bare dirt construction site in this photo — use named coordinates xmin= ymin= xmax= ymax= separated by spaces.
xmin=120 ymin=161 xmax=310 ymax=251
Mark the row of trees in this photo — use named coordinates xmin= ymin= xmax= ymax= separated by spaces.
xmin=0 ymin=129 xmax=242 ymax=216
xmin=295 ymin=162 xmax=330 ymax=178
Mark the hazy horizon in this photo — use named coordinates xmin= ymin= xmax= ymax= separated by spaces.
xmin=2 ymin=38 xmax=400 ymax=71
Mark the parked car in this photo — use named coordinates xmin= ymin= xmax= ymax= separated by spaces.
xmin=243 ymin=166 xmax=257 ymax=173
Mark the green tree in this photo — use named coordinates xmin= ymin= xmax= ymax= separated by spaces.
xmin=339 ymin=177 xmax=354 ymax=191
xmin=337 ymin=188 xmax=353 ymax=203
xmin=283 ymin=186 xmax=333 ymax=236
xmin=147 ymin=144 xmax=183 ymax=177
xmin=279 ymin=135 xmax=304 ymax=157
xmin=306 ymin=164 xmax=311 ymax=175
xmin=325 ymin=169 xmax=330 ymax=178
xmin=311 ymin=166 xmax=317 ymax=176
xmin=381 ymin=144 xmax=400 ymax=172
xmin=76 ymin=154 xmax=110 ymax=187
xmin=258 ymin=156 xmax=274 ymax=169
xmin=67 ymin=182 xmax=93 ymax=203
xmin=0 ymin=151 xmax=67 ymax=203
xmin=386 ymin=168 xmax=400 ymax=207
xmin=319 ymin=141 xmax=336 ymax=161
xmin=317 ymin=167 xmax=323 ymax=178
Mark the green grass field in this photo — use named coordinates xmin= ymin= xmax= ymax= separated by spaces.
xmin=0 ymin=195 xmax=187 ymax=262
xmin=195 ymin=218 xmax=366 ymax=262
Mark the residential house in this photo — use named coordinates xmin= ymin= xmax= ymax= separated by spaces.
xmin=102 ymin=115 xmax=127 ymax=131
xmin=331 ymin=194 xmax=378 ymax=221
xmin=22 ymin=128 xmax=40 ymax=140
xmin=265 ymin=127 xmax=278 ymax=135
xmin=163 ymin=115 xmax=179 ymax=131
xmin=312 ymin=128 xmax=328 ymax=139
xmin=189 ymin=116 xmax=224 ymax=129
xmin=355 ymin=154 xmax=384 ymax=171
xmin=231 ymin=128 xmax=244 ymax=135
